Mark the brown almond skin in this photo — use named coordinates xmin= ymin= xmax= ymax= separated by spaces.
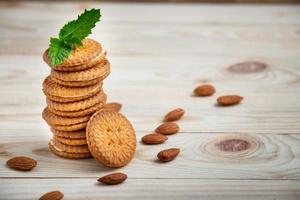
xmin=39 ymin=191 xmax=64 ymax=200
xmin=193 ymin=84 xmax=215 ymax=96
xmin=155 ymin=122 xmax=180 ymax=135
xmin=6 ymin=156 xmax=37 ymax=171
xmin=217 ymin=95 xmax=243 ymax=106
xmin=142 ymin=133 xmax=168 ymax=145
xmin=98 ymin=172 xmax=127 ymax=185
xmin=103 ymin=102 xmax=122 ymax=112
xmin=164 ymin=108 xmax=185 ymax=122
xmin=157 ymin=148 xmax=180 ymax=162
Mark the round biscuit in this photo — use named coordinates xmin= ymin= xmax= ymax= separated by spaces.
xmin=51 ymin=138 xmax=90 ymax=153
xmin=51 ymin=59 xmax=111 ymax=82
xmin=46 ymin=91 xmax=106 ymax=112
xmin=48 ymin=101 xmax=106 ymax=117
xmin=86 ymin=111 xmax=136 ymax=168
xmin=43 ymin=38 xmax=102 ymax=67
xmin=51 ymin=128 xmax=86 ymax=139
xmin=49 ymin=142 xmax=91 ymax=159
xmin=54 ymin=135 xmax=87 ymax=146
xmin=51 ymin=121 xmax=87 ymax=132
xmin=51 ymin=76 xmax=101 ymax=87
xmin=42 ymin=107 xmax=90 ymax=126
xmin=43 ymin=76 xmax=102 ymax=99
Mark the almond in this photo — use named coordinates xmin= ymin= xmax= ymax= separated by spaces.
xmin=98 ymin=172 xmax=127 ymax=185
xmin=6 ymin=156 xmax=37 ymax=171
xmin=155 ymin=122 xmax=179 ymax=135
xmin=39 ymin=191 xmax=63 ymax=200
xmin=142 ymin=133 xmax=168 ymax=145
xmin=164 ymin=108 xmax=185 ymax=122
xmin=157 ymin=148 xmax=180 ymax=162
xmin=217 ymin=95 xmax=243 ymax=106
xmin=193 ymin=84 xmax=215 ymax=96
xmin=103 ymin=102 xmax=122 ymax=112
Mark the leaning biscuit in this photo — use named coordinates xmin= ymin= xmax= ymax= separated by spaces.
xmin=42 ymin=107 xmax=90 ymax=126
xmin=51 ymin=59 xmax=111 ymax=82
xmin=54 ymin=135 xmax=87 ymax=146
xmin=51 ymin=138 xmax=90 ymax=153
xmin=46 ymin=91 xmax=106 ymax=112
xmin=86 ymin=111 xmax=136 ymax=168
xmin=51 ymin=128 xmax=86 ymax=139
xmin=43 ymin=76 xmax=102 ymax=99
xmin=43 ymin=38 xmax=102 ymax=67
xmin=48 ymin=101 xmax=106 ymax=117
xmin=51 ymin=121 xmax=88 ymax=132
xmin=49 ymin=142 xmax=91 ymax=159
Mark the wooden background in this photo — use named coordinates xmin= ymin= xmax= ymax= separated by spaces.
xmin=0 ymin=1 xmax=300 ymax=199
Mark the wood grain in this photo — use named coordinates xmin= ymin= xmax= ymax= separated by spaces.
xmin=0 ymin=2 xmax=300 ymax=199
xmin=1 ymin=179 xmax=300 ymax=200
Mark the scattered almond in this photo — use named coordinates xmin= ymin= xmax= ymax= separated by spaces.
xmin=193 ymin=84 xmax=215 ymax=96
xmin=157 ymin=148 xmax=180 ymax=162
xmin=98 ymin=172 xmax=127 ymax=185
xmin=217 ymin=95 xmax=243 ymax=106
xmin=164 ymin=108 xmax=185 ymax=122
xmin=6 ymin=156 xmax=37 ymax=171
xmin=39 ymin=190 xmax=64 ymax=200
xmin=155 ymin=122 xmax=180 ymax=135
xmin=103 ymin=102 xmax=122 ymax=112
xmin=142 ymin=133 xmax=168 ymax=145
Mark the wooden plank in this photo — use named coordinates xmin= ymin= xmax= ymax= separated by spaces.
xmin=1 ymin=133 xmax=300 ymax=179
xmin=0 ymin=179 xmax=300 ymax=200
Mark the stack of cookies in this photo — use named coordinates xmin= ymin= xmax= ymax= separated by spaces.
xmin=42 ymin=38 xmax=110 ymax=159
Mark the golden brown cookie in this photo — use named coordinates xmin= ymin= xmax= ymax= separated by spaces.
xmin=43 ymin=76 xmax=102 ymax=99
xmin=51 ymin=76 xmax=101 ymax=87
xmin=51 ymin=138 xmax=90 ymax=153
xmin=42 ymin=107 xmax=90 ymax=126
xmin=51 ymin=121 xmax=88 ymax=132
xmin=53 ymin=135 xmax=87 ymax=146
xmin=49 ymin=142 xmax=91 ymax=159
xmin=86 ymin=111 xmax=136 ymax=168
xmin=43 ymin=38 xmax=103 ymax=67
xmin=51 ymin=128 xmax=86 ymax=139
xmin=51 ymin=59 xmax=111 ymax=82
xmin=48 ymin=101 xmax=105 ymax=117
xmin=44 ymin=48 xmax=107 ymax=72
xmin=46 ymin=91 xmax=106 ymax=112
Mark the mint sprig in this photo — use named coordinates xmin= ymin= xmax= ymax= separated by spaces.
xmin=48 ymin=9 xmax=101 ymax=67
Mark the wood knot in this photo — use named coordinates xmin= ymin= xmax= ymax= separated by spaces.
xmin=216 ymin=139 xmax=250 ymax=152
xmin=200 ymin=134 xmax=260 ymax=159
xmin=228 ymin=61 xmax=267 ymax=74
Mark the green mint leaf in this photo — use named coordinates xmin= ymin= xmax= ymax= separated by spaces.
xmin=59 ymin=8 xmax=101 ymax=41
xmin=48 ymin=9 xmax=101 ymax=67
xmin=48 ymin=37 xmax=72 ymax=67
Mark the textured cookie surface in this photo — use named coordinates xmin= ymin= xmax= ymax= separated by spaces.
xmin=43 ymin=76 xmax=102 ymax=99
xmin=54 ymin=135 xmax=87 ymax=146
xmin=87 ymin=111 xmax=136 ymax=168
xmin=51 ymin=128 xmax=86 ymax=139
xmin=42 ymin=107 xmax=90 ymax=126
xmin=46 ymin=91 xmax=106 ymax=112
xmin=43 ymin=38 xmax=102 ymax=67
xmin=51 ymin=59 xmax=111 ymax=82
xmin=49 ymin=142 xmax=91 ymax=159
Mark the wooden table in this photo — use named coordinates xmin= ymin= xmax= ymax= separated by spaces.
xmin=1 ymin=2 xmax=300 ymax=199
